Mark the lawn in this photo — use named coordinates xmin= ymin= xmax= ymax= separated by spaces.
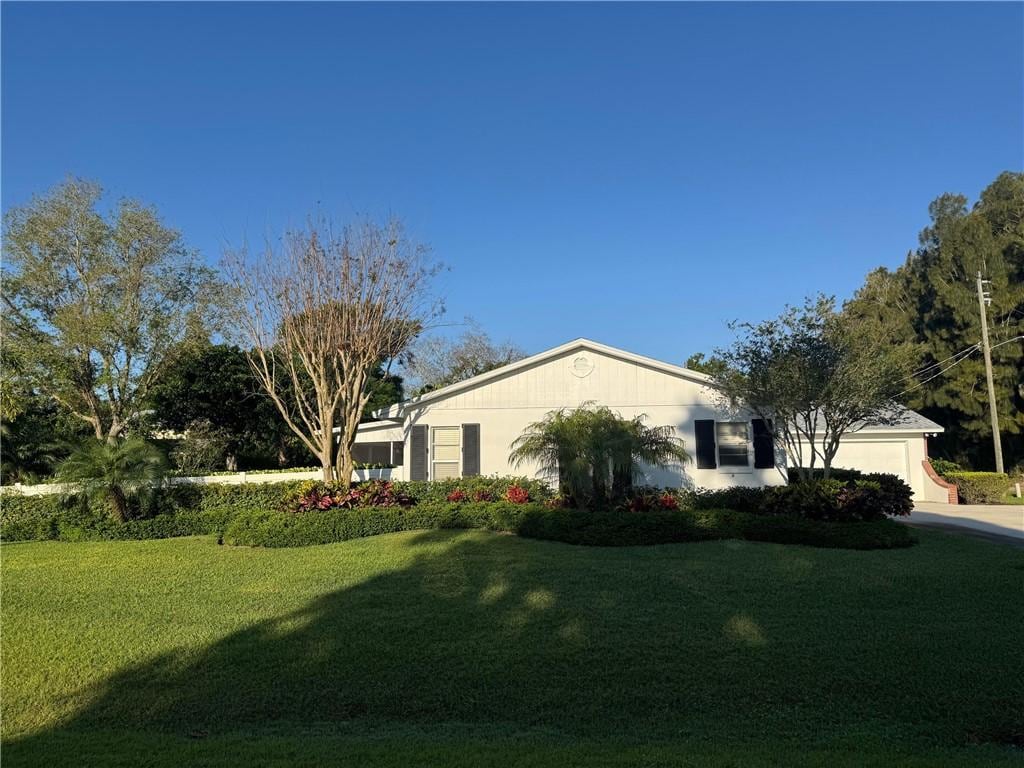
xmin=2 ymin=529 xmax=1022 ymax=767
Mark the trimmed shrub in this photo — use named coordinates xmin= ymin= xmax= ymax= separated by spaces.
xmin=681 ymin=474 xmax=912 ymax=522
xmin=0 ymin=478 xmax=547 ymax=543
xmin=223 ymin=502 xmax=914 ymax=551
xmin=787 ymin=466 xmax=866 ymax=483
xmin=224 ymin=502 xmax=539 ymax=548
xmin=945 ymin=472 xmax=1012 ymax=504
xmin=681 ymin=486 xmax=767 ymax=515
xmin=0 ymin=481 xmax=305 ymax=542
xmin=761 ymin=480 xmax=846 ymax=520
xmin=514 ymin=507 xmax=914 ymax=550
xmin=1 ymin=474 xmax=913 ymax=551
xmin=0 ymin=494 xmax=65 ymax=541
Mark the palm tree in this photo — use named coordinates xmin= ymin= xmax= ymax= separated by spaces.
xmin=509 ymin=407 xmax=595 ymax=504
xmin=510 ymin=403 xmax=689 ymax=507
xmin=56 ymin=438 xmax=168 ymax=522
xmin=0 ymin=414 xmax=66 ymax=484
xmin=610 ymin=414 xmax=690 ymax=499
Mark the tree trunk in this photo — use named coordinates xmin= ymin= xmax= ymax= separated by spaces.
xmin=320 ymin=414 xmax=336 ymax=483
xmin=108 ymin=486 xmax=128 ymax=523
xmin=339 ymin=452 xmax=355 ymax=490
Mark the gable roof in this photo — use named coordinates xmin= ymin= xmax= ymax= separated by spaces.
xmin=373 ymin=337 xmax=943 ymax=434
xmin=374 ymin=338 xmax=713 ymax=419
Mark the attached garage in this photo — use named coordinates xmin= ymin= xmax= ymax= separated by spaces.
xmin=794 ymin=411 xmax=947 ymax=500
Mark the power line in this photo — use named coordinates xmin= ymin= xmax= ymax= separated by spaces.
xmin=893 ymin=344 xmax=980 ymax=398
xmin=903 ymin=342 xmax=981 ymax=381
xmin=990 ymin=334 xmax=1024 ymax=351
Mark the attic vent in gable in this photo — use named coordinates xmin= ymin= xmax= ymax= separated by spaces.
xmin=570 ymin=355 xmax=595 ymax=378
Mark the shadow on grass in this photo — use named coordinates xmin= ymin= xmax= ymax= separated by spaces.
xmin=4 ymin=532 xmax=782 ymax=751
xmin=5 ymin=530 xmax=1023 ymax=767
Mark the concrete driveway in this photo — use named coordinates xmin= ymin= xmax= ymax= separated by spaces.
xmin=909 ymin=502 xmax=1024 ymax=546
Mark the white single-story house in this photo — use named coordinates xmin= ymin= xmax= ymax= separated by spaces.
xmin=351 ymin=338 xmax=950 ymax=499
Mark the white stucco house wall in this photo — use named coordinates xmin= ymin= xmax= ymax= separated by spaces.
xmin=351 ymin=338 xmax=947 ymax=499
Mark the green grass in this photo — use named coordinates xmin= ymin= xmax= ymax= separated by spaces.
xmin=3 ymin=530 xmax=1022 ymax=766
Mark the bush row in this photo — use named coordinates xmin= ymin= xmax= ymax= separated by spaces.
xmin=678 ymin=472 xmax=913 ymax=522
xmin=0 ymin=477 xmax=553 ymax=542
xmin=943 ymin=472 xmax=1013 ymax=504
xmin=223 ymin=503 xmax=916 ymax=550
xmin=224 ymin=502 xmax=537 ymax=547
xmin=0 ymin=482 xmax=299 ymax=542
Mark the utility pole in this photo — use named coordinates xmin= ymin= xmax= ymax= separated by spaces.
xmin=976 ymin=271 xmax=1004 ymax=473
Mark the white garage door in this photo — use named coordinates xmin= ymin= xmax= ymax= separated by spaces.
xmin=830 ymin=440 xmax=910 ymax=482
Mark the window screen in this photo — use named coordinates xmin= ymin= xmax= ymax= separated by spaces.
xmin=716 ymin=422 xmax=749 ymax=467
xmin=351 ymin=442 xmax=392 ymax=465
xmin=431 ymin=426 xmax=461 ymax=480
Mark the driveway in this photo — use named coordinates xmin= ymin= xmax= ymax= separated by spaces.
xmin=909 ymin=502 xmax=1024 ymax=546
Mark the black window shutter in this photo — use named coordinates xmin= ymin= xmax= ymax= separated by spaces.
xmin=391 ymin=441 xmax=404 ymax=466
xmin=694 ymin=420 xmax=717 ymax=469
xmin=752 ymin=419 xmax=774 ymax=469
xmin=410 ymin=425 xmax=428 ymax=481
xmin=462 ymin=424 xmax=480 ymax=477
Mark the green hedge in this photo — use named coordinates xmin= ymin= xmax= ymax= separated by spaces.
xmin=516 ymin=507 xmax=915 ymax=550
xmin=944 ymin=472 xmax=1012 ymax=504
xmin=224 ymin=502 xmax=538 ymax=547
xmin=0 ymin=478 xmax=551 ymax=543
xmin=682 ymin=473 xmax=913 ymax=522
xmin=224 ymin=503 xmax=916 ymax=550
xmin=2 ymin=476 xmax=915 ymax=551
xmin=0 ymin=481 xmax=306 ymax=542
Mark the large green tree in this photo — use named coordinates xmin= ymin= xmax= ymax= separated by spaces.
xmin=846 ymin=171 xmax=1024 ymax=468
xmin=712 ymin=296 xmax=918 ymax=478
xmin=2 ymin=178 xmax=221 ymax=444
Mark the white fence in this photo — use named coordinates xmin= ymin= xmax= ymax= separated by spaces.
xmin=0 ymin=468 xmax=395 ymax=497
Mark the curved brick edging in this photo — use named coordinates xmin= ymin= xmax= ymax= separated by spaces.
xmin=922 ymin=460 xmax=958 ymax=504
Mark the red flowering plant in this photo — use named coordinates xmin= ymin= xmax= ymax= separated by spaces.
xmin=471 ymin=489 xmax=494 ymax=502
xmin=622 ymin=488 xmax=680 ymax=513
xmin=291 ymin=479 xmax=411 ymax=513
xmin=296 ymin=485 xmax=338 ymax=513
xmin=658 ymin=492 xmax=679 ymax=510
xmin=447 ymin=489 xmax=467 ymax=503
xmin=358 ymin=480 xmax=413 ymax=508
xmin=505 ymin=484 xmax=530 ymax=504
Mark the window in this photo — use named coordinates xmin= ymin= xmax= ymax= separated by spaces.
xmin=351 ymin=442 xmax=392 ymax=465
xmin=716 ymin=422 xmax=750 ymax=468
xmin=350 ymin=441 xmax=404 ymax=466
xmin=431 ymin=426 xmax=461 ymax=480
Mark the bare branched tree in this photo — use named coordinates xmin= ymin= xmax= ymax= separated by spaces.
xmin=225 ymin=217 xmax=444 ymax=485
xmin=405 ymin=322 xmax=525 ymax=394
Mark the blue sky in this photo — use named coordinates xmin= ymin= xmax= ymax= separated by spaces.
xmin=3 ymin=2 xmax=1022 ymax=365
